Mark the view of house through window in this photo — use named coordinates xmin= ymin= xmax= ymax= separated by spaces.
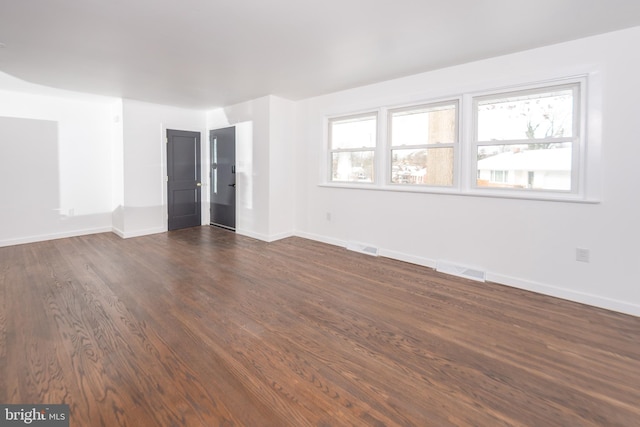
xmin=389 ymin=102 xmax=457 ymax=186
xmin=326 ymin=80 xmax=584 ymax=197
xmin=475 ymin=85 xmax=577 ymax=191
xmin=329 ymin=113 xmax=377 ymax=183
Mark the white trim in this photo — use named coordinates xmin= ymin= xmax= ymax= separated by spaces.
xmin=236 ymin=228 xmax=295 ymax=243
xmin=378 ymin=248 xmax=436 ymax=269
xmin=236 ymin=229 xmax=270 ymax=241
xmin=6 ymin=226 xmax=634 ymax=316
xmin=470 ymin=79 xmax=584 ymax=197
xmin=293 ymin=231 xmax=637 ymax=317
xmin=327 ymin=111 xmax=379 ymax=184
xmin=320 ymin=74 xmax=597 ymax=203
xmin=387 ymin=98 xmax=460 ymax=187
xmin=317 ymin=183 xmax=600 ymax=204
xmin=376 ymin=107 xmax=388 ymax=185
xmin=266 ymin=231 xmax=295 ymax=242
xmin=111 ymin=227 xmax=125 ymax=238
xmin=0 ymin=227 xmax=113 ymax=247
xmin=293 ymin=231 xmax=347 ymax=248
xmin=486 ymin=272 xmax=640 ymax=317
xmin=113 ymin=226 xmax=165 ymax=239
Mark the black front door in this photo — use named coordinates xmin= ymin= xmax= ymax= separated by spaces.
xmin=210 ymin=126 xmax=236 ymax=230
xmin=167 ymin=129 xmax=201 ymax=231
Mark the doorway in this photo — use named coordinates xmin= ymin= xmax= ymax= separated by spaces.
xmin=209 ymin=126 xmax=236 ymax=230
xmin=167 ymin=129 xmax=202 ymax=231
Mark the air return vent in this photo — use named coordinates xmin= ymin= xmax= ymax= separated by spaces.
xmin=436 ymin=261 xmax=486 ymax=282
xmin=346 ymin=241 xmax=379 ymax=256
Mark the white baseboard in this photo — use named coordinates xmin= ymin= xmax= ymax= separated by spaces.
xmin=265 ymin=231 xmax=295 ymax=242
xmin=486 ymin=273 xmax=640 ymax=317
xmin=294 ymin=233 xmax=437 ymax=268
xmin=111 ymin=227 xmax=125 ymax=238
xmin=9 ymin=226 xmax=635 ymax=317
xmin=292 ymin=232 xmax=639 ymax=317
xmin=112 ymin=226 xmax=166 ymax=239
xmin=235 ymin=229 xmax=295 ymax=243
xmin=236 ymin=229 xmax=270 ymax=242
xmin=378 ymin=248 xmax=437 ymax=269
xmin=293 ymin=231 xmax=347 ymax=248
xmin=0 ymin=226 xmax=112 ymax=248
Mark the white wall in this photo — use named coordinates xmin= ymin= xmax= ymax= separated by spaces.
xmin=0 ymin=78 xmax=297 ymax=247
xmin=207 ymin=95 xmax=296 ymax=241
xmin=0 ymin=73 xmax=117 ymax=246
xmin=0 ymin=80 xmax=209 ymax=242
xmin=268 ymin=96 xmax=296 ymax=240
xmin=111 ymin=100 xmax=125 ymax=232
xmin=116 ymin=99 xmax=208 ymax=238
xmin=208 ymin=96 xmax=270 ymax=239
xmin=293 ymin=27 xmax=640 ymax=316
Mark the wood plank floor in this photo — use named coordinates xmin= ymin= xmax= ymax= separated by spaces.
xmin=1 ymin=227 xmax=639 ymax=426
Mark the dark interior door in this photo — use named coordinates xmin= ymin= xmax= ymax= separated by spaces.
xmin=167 ymin=129 xmax=201 ymax=231
xmin=210 ymin=126 xmax=236 ymax=230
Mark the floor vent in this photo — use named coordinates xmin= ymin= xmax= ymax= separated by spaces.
xmin=436 ymin=261 xmax=486 ymax=282
xmin=346 ymin=241 xmax=379 ymax=256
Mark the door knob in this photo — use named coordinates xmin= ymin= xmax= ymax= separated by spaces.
xmin=228 ymin=184 xmax=236 ymax=188
xmin=196 ymin=183 xmax=202 ymax=187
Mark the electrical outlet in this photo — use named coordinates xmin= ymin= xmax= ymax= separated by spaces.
xmin=326 ymin=212 xmax=332 ymax=221
xmin=576 ymin=248 xmax=590 ymax=263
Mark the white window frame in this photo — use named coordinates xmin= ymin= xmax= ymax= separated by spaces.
xmin=320 ymin=75 xmax=595 ymax=203
xmin=490 ymin=170 xmax=509 ymax=183
xmin=470 ymin=79 xmax=585 ymax=196
xmin=327 ymin=111 xmax=379 ymax=184
xmin=387 ymin=99 xmax=459 ymax=188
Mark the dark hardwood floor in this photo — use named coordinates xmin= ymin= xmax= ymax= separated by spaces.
xmin=1 ymin=227 xmax=639 ymax=426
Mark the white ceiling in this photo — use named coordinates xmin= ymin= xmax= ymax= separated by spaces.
xmin=1 ymin=0 xmax=640 ymax=109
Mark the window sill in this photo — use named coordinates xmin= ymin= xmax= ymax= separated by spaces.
xmin=318 ymin=183 xmax=600 ymax=204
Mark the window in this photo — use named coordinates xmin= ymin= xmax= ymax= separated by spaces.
xmin=473 ymin=83 xmax=580 ymax=192
xmin=323 ymin=78 xmax=590 ymax=201
xmin=490 ymin=170 xmax=509 ymax=184
xmin=388 ymin=101 xmax=457 ymax=186
xmin=328 ymin=113 xmax=377 ymax=183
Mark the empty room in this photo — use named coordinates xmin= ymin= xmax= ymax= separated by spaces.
xmin=1 ymin=1 xmax=639 ymax=426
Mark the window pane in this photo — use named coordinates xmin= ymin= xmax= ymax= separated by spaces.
xmin=391 ymin=147 xmax=454 ymax=186
xmin=477 ymin=88 xmax=574 ymax=141
xmin=331 ymin=151 xmax=375 ymax=182
xmin=330 ymin=115 xmax=377 ymax=149
xmin=476 ymin=143 xmax=572 ymax=190
xmin=391 ymin=104 xmax=456 ymax=146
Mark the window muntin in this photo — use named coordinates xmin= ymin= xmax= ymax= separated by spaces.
xmin=329 ymin=113 xmax=377 ymax=183
xmin=389 ymin=101 xmax=457 ymax=186
xmin=473 ymin=84 xmax=579 ymax=193
xmin=490 ymin=170 xmax=509 ymax=184
xmin=324 ymin=79 xmax=588 ymax=200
